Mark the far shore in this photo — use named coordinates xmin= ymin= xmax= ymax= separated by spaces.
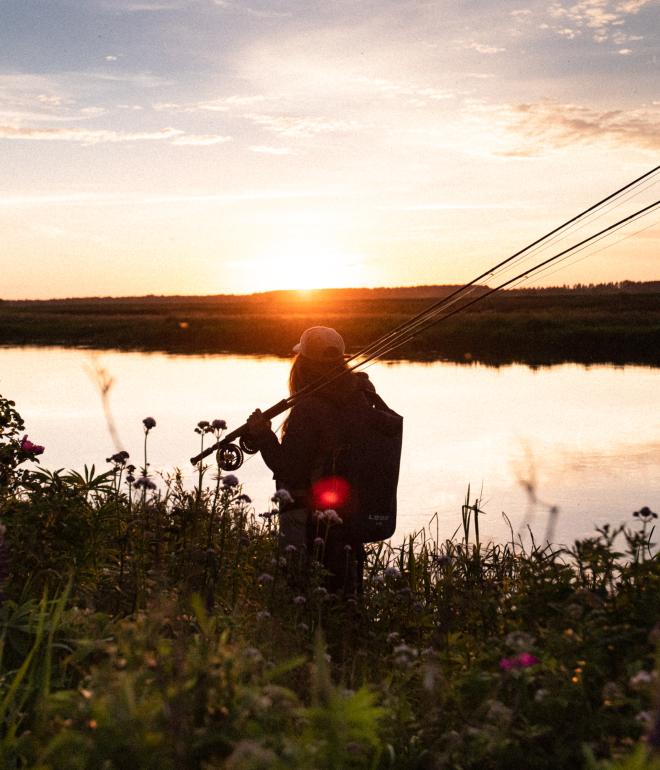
xmin=1 ymin=282 xmax=659 ymax=367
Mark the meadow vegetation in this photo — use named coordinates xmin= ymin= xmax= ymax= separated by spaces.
xmin=1 ymin=285 xmax=659 ymax=366
xmin=0 ymin=394 xmax=659 ymax=769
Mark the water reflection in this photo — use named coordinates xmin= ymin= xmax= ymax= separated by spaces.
xmin=1 ymin=346 xmax=658 ymax=546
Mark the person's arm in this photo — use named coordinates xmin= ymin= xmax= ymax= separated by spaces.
xmin=246 ymin=401 xmax=322 ymax=490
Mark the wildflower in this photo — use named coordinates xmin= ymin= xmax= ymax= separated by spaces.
xmin=313 ymin=537 xmax=324 ymax=547
xmin=486 ymin=700 xmax=513 ymax=725
xmin=134 ymin=476 xmax=157 ymax=490
xmin=385 ymin=566 xmax=401 ymax=578
xmin=19 ymin=435 xmax=45 ymax=456
xmin=387 ymin=632 xmax=401 ymax=644
xmin=197 ymin=420 xmax=210 ymax=430
xmin=237 ymin=493 xmax=252 ymax=503
xmin=393 ymin=643 xmax=418 ymax=667
xmin=222 ymin=474 xmax=239 ymax=488
xmin=499 ymin=652 xmax=540 ymax=670
xmin=142 ymin=416 xmax=156 ymax=430
xmin=259 ymin=510 xmax=276 ymax=520
xmin=630 ymin=670 xmax=654 ymax=690
xmin=242 ymin=647 xmax=263 ymax=663
xmin=211 ymin=419 xmax=227 ymax=430
xmin=634 ymin=506 xmax=658 ymax=520
xmin=313 ymin=586 xmax=329 ymax=598
xmin=272 ymin=488 xmax=294 ymax=505
xmin=517 ymin=652 xmax=540 ymax=667
xmin=126 ymin=474 xmax=135 ymax=484
xmin=534 ymin=688 xmax=549 ymax=703
xmin=505 ymin=631 xmax=536 ymax=651
xmin=257 ymin=573 xmax=274 ymax=585
xmin=284 ymin=544 xmax=297 ymax=554
xmin=256 ymin=610 xmax=271 ymax=621
xmin=293 ymin=595 xmax=306 ymax=606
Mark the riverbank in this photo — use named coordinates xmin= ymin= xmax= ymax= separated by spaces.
xmin=0 ymin=394 xmax=659 ymax=768
xmin=2 ymin=285 xmax=660 ymax=366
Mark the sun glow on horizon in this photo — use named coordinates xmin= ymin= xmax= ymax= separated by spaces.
xmin=240 ymin=237 xmax=369 ymax=292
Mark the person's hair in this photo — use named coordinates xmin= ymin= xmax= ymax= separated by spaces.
xmin=282 ymin=354 xmax=348 ymax=436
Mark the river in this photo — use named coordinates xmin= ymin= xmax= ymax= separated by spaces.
xmin=1 ymin=346 xmax=658 ymax=547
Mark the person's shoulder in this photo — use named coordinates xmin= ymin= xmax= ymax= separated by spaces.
xmin=354 ymin=371 xmax=376 ymax=394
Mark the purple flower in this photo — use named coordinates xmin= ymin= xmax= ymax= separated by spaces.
xmin=142 ymin=417 xmax=156 ymax=430
xmin=20 ymin=435 xmax=45 ymax=456
xmin=272 ymin=488 xmax=294 ymax=505
xmin=293 ymin=595 xmax=306 ymax=606
xmin=257 ymin=573 xmax=274 ymax=584
xmin=134 ymin=476 xmax=157 ymax=490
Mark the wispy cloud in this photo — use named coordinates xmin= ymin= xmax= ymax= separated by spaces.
xmin=500 ymin=100 xmax=660 ymax=154
xmin=547 ymin=0 xmax=652 ymax=42
xmin=171 ymin=133 xmax=232 ymax=145
xmin=246 ymin=113 xmax=362 ymax=138
xmin=0 ymin=188 xmax=349 ymax=208
xmin=0 ymin=125 xmax=231 ymax=145
xmin=249 ymin=145 xmax=296 ymax=155
xmin=466 ymin=42 xmax=506 ymax=54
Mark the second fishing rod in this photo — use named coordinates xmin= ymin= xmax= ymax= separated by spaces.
xmin=190 ymin=193 xmax=659 ymax=468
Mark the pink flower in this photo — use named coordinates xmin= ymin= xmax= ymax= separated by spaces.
xmin=517 ymin=652 xmax=540 ymax=668
xmin=20 ymin=435 xmax=45 ymax=456
xmin=500 ymin=652 xmax=540 ymax=671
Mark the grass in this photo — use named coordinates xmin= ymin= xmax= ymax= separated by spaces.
xmin=1 ymin=288 xmax=660 ymax=366
xmin=1 ymin=394 xmax=659 ymax=769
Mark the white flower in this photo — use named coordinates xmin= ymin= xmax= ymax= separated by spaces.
xmin=630 ymin=670 xmax=653 ymax=690
xmin=272 ymin=488 xmax=294 ymax=505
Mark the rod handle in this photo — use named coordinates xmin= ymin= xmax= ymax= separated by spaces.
xmin=189 ymin=399 xmax=290 ymax=465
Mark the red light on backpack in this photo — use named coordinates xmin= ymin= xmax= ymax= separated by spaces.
xmin=311 ymin=476 xmax=351 ymax=510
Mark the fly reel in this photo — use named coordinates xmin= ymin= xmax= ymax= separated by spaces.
xmin=239 ymin=434 xmax=259 ymax=455
xmin=216 ymin=443 xmax=244 ymax=471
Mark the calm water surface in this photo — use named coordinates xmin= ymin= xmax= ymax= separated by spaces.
xmin=1 ymin=346 xmax=658 ymax=546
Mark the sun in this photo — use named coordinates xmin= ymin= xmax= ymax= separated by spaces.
xmin=246 ymin=238 xmax=367 ymax=292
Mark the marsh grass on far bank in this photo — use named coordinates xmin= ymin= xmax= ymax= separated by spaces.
xmin=0 ymin=394 xmax=659 ymax=769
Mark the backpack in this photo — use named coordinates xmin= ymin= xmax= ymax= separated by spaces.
xmin=312 ymin=390 xmax=403 ymax=543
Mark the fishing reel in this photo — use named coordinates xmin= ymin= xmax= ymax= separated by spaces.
xmin=239 ymin=434 xmax=259 ymax=455
xmin=216 ymin=443 xmax=244 ymax=471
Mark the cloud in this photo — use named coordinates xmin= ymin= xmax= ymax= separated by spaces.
xmin=171 ymin=133 xmax=232 ymax=145
xmin=500 ymin=100 xmax=660 ymax=154
xmin=246 ymin=113 xmax=362 ymax=138
xmin=547 ymin=0 xmax=653 ymax=42
xmin=0 ymin=125 xmax=232 ymax=146
xmin=249 ymin=145 xmax=296 ymax=155
xmin=100 ymin=0 xmax=188 ymax=11
xmin=467 ymin=42 xmax=506 ymax=54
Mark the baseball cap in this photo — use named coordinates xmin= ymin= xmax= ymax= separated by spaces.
xmin=293 ymin=326 xmax=346 ymax=361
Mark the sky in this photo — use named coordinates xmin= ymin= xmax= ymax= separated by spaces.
xmin=0 ymin=0 xmax=658 ymax=299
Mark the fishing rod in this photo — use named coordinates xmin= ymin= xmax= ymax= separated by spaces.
xmin=334 ymin=165 xmax=659 ymax=373
xmin=191 ymin=193 xmax=659 ymax=468
xmin=257 ymin=164 xmax=659 ymax=410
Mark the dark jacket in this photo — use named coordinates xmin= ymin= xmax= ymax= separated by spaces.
xmin=254 ymin=371 xmax=376 ymax=502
